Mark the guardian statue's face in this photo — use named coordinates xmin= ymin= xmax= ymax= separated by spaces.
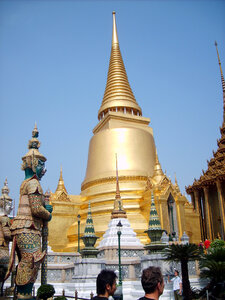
xmin=36 ymin=160 xmax=46 ymax=180
xmin=4 ymin=201 xmax=12 ymax=215
xmin=0 ymin=200 xmax=12 ymax=216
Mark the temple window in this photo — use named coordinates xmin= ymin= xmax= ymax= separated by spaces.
xmin=167 ymin=193 xmax=178 ymax=236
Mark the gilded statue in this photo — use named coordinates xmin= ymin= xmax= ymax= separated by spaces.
xmin=6 ymin=125 xmax=52 ymax=300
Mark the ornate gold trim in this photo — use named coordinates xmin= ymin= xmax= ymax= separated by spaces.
xmin=81 ymin=175 xmax=148 ymax=191
xmin=17 ymin=293 xmax=33 ymax=299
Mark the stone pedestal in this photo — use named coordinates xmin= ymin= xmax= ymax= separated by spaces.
xmin=141 ymin=252 xmax=170 ymax=275
xmin=73 ymin=257 xmax=105 ymax=281
xmin=72 ymin=257 xmax=106 ymax=298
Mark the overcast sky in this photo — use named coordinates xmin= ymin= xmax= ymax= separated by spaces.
xmin=0 ymin=0 xmax=225 ymax=209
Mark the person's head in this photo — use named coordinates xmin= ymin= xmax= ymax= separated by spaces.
xmin=141 ymin=266 xmax=164 ymax=296
xmin=174 ymin=269 xmax=179 ymax=276
xmin=96 ymin=269 xmax=117 ymax=296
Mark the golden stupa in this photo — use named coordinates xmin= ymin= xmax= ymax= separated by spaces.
xmin=48 ymin=12 xmax=201 ymax=252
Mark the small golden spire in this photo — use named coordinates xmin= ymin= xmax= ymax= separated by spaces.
xmin=215 ymin=41 xmax=225 ymax=124
xmin=175 ymin=172 xmax=178 ymax=185
xmin=98 ymin=12 xmax=142 ymax=120
xmin=60 ymin=166 xmax=63 ymax=181
xmin=153 ymin=150 xmax=164 ymax=179
xmin=174 ymin=172 xmax=180 ymax=193
xmin=111 ymin=154 xmax=127 ymax=219
xmin=55 ymin=166 xmax=67 ymax=194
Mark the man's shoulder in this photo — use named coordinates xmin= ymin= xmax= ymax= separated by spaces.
xmin=92 ymin=297 xmax=108 ymax=300
xmin=174 ymin=276 xmax=182 ymax=284
xmin=138 ymin=297 xmax=152 ymax=300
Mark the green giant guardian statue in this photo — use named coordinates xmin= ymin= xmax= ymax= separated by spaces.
xmin=6 ymin=124 xmax=52 ymax=300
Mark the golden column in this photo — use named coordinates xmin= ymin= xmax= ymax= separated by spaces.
xmin=190 ymin=192 xmax=195 ymax=210
xmin=194 ymin=189 xmax=205 ymax=240
xmin=216 ymin=180 xmax=225 ymax=239
xmin=175 ymin=199 xmax=183 ymax=238
xmin=193 ymin=190 xmax=200 ymax=213
xmin=203 ymin=186 xmax=212 ymax=240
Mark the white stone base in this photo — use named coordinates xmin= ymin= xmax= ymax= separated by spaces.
xmin=14 ymin=277 xmax=206 ymax=300
xmin=99 ymin=218 xmax=144 ymax=248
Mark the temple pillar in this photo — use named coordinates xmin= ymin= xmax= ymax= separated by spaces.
xmin=216 ymin=180 xmax=225 ymax=239
xmin=193 ymin=190 xmax=200 ymax=213
xmin=176 ymin=200 xmax=183 ymax=238
xmin=159 ymin=201 xmax=164 ymax=229
xmin=203 ymin=186 xmax=212 ymax=240
xmin=194 ymin=189 xmax=204 ymax=240
xmin=190 ymin=192 xmax=195 ymax=210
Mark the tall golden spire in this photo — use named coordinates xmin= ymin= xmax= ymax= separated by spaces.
xmin=111 ymin=154 xmax=127 ymax=219
xmin=55 ymin=166 xmax=67 ymax=193
xmin=98 ymin=12 xmax=142 ymax=120
xmin=215 ymin=41 xmax=225 ymax=124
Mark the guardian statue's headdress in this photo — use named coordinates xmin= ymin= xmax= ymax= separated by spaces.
xmin=21 ymin=123 xmax=46 ymax=173
xmin=0 ymin=178 xmax=13 ymax=215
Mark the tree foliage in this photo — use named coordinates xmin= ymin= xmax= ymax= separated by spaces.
xmin=37 ymin=284 xmax=55 ymax=300
xmin=199 ymin=246 xmax=225 ymax=282
xmin=210 ymin=239 xmax=225 ymax=249
xmin=163 ymin=243 xmax=200 ymax=300
xmin=163 ymin=243 xmax=200 ymax=262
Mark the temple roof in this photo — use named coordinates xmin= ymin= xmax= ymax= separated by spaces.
xmin=186 ymin=42 xmax=225 ymax=192
xmin=98 ymin=12 xmax=142 ymax=120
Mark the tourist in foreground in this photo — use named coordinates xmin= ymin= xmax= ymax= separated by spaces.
xmin=93 ymin=269 xmax=117 ymax=299
xmin=138 ymin=266 xmax=164 ymax=300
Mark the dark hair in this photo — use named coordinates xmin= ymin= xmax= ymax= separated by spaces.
xmin=96 ymin=269 xmax=117 ymax=295
xmin=141 ymin=266 xmax=163 ymax=294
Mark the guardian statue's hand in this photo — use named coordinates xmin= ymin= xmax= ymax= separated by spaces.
xmin=47 ymin=213 xmax=52 ymax=222
xmin=45 ymin=204 xmax=53 ymax=213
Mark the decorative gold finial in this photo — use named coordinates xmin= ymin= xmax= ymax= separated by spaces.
xmin=153 ymin=150 xmax=164 ymax=180
xmin=60 ymin=166 xmax=63 ymax=181
xmin=174 ymin=172 xmax=180 ymax=193
xmin=111 ymin=154 xmax=127 ymax=219
xmin=112 ymin=11 xmax=119 ymax=45
xmin=55 ymin=167 xmax=67 ymax=194
xmin=175 ymin=172 xmax=178 ymax=185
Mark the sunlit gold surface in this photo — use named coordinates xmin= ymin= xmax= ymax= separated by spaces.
xmin=48 ymin=169 xmax=81 ymax=252
xmin=83 ymin=120 xmax=156 ymax=185
xmin=48 ymin=12 xmax=201 ymax=252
